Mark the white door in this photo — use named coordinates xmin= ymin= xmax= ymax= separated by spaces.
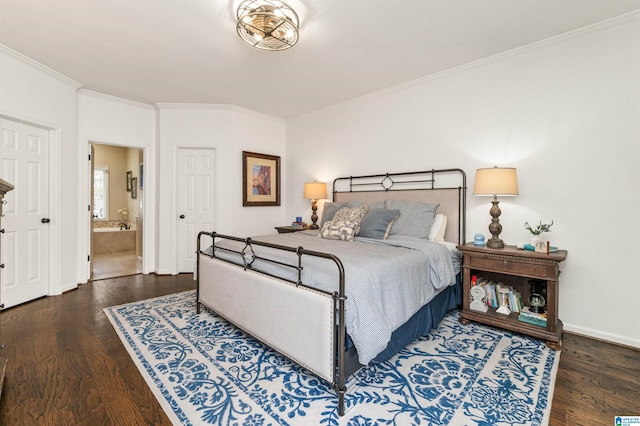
xmin=177 ymin=148 xmax=215 ymax=273
xmin=0 ymin=118 xmax=49 ymax=308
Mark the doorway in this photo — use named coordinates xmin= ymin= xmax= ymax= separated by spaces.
xmin=90 ymin=142 xmax=143 ymax=280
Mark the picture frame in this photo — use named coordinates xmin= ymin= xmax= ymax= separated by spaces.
xmin=126 ymin=171 xmax=133 ymax=192
xmin=131 ymin=177 xmax=137 ymax=199
xmin=242 ymin=151 xmax=280 ymax=207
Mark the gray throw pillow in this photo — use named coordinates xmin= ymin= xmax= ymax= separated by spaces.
xmin=359 ymin=209 xmax=401 ymax=239
xmin=320 ymin=202 xmax=347 ymax=227
xmin=386 ymin=199 xmax=439 ymax=239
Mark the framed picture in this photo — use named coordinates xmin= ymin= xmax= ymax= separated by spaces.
xmin=131 ymin=177 xmax=137 ymax=199
xmin=242 ymin=151 xmax=280 ymax=207
xmin=126 ymin=171 xmax=133 ymax=192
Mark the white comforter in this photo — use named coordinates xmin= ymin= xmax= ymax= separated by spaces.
xmin=210 ymin=230 xmax=457 ymax=364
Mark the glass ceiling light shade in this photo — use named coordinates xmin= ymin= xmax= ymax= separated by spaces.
xmin=236 ymin=0 xmax=299 ymax=51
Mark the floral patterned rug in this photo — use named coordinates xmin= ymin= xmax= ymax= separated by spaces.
xmin=105 ymin=290 xmax=559 ymax=426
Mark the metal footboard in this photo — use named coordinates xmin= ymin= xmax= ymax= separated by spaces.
xmin=196 ymin=231 xmax=349 ymax=416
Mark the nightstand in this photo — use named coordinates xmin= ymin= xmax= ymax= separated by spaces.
xmin=457 ymin=243 xmax=567 ymax=350
xmin=275 ymin=226 xmax=308 ymax=234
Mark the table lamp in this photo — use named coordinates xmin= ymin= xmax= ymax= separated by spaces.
xmin=304 ymin=181 xmax=327 ymax=229
xmin=473 ymin=167 xmax=518 ymax=249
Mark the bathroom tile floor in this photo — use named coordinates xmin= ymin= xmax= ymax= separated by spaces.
xmin=92 ymin=250 xmax=142 ymax=280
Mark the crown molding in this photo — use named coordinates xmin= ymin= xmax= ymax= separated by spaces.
xmin=154 ymin=103 xmax=284 ymax=123
xmin=293 ymin=10 xmax=640 ymax=121
xmin=154 ymin=103 xmax=233 ymax=111
xmin=230 ymin=105 xmax=286 ymax=123
xmin=79 ymin=89 xmax=155 ymax=110
xmin=0 ymin=43 xmax=82 ymax=89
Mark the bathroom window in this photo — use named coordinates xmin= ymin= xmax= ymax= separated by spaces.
xmin=94 ymin=166 xmax=109 ymax=220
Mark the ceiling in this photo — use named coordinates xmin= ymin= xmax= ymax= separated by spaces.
xmin=1 ymin=0 xmax=639 ymax=119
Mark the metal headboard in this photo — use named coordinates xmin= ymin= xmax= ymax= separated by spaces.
xmin=332 ymin=169 xmax=467 ymax=244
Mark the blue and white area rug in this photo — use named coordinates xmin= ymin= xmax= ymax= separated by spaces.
xmin=105 ymin=290 xmax=559 ymax=426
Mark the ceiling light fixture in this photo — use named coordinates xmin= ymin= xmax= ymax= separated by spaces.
xmin=236 ymin=0 xmax=299 ymax=51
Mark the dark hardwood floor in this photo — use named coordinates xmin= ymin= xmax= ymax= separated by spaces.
xmin=0 ymin=273 xmax=637 ymax=425
xmin=0 ymin=273 xmax=195 ymax=425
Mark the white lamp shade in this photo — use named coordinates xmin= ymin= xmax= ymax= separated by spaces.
xmin=304 ymin=182 xmax=327 ymax=200
xmin=473 ymin=167 xmax=519 ymax=196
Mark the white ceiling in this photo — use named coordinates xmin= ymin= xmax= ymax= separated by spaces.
xmin=1 ymin=0 xmax=639 ymax=119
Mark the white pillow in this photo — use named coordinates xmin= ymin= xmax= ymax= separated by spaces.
xmin=428 ymin=214 xmax=448 ymax=243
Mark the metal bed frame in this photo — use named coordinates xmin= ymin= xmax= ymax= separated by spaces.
xmin=195 ymin=168 xmax=466 ymax=416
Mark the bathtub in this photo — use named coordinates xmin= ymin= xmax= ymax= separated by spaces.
xmin=93 ymin=228 xmax=136 ymax=254
xmin=93 ymin=227 xmax=134 ymax=233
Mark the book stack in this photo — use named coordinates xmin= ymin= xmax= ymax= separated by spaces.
xmin=291 ymin=221 xmax=308 ymax=230
xmin=518 ymin=307 xmax=547 ymax=327
xmin=474 ymin=276 xmax=524 ymax=312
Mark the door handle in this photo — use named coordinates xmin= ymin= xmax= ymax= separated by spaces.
xmin=41 ymin=218 xmax=51 ymax=224
xmin=179 ymin=215 xmax=185 ymax=219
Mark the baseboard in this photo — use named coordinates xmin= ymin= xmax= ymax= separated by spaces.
xmin=564 ymin=323 xmax=640 ymax=350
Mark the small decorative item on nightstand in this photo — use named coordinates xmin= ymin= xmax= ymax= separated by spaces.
xmin=469 ymin=275 xmax=489 ymax=312
xmin=525 ymin=220 xmax=553 ymax=247
xmin=496 ymin=287 xmax=512 ymax=315
xmin=469 ymin=285 xmax=488 ymax=313
xmin=528 ymin=279 xmax=547 ymax=313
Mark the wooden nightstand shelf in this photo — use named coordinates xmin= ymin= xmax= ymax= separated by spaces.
xmin=457 ymin=243 xmax=568 ymax=350
xmin=274 ymin=226 xmax=309 ymax=234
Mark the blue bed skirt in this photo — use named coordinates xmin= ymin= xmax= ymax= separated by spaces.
xmin=371 ymin=273 xmax=462 ymax=362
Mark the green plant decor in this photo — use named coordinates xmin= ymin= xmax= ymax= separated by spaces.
xmin=525 ymin=220 xmax=554 ymax=235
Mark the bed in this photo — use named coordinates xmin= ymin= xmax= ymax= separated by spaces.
xmin=195 ymin=168 xmax=467 ymax=416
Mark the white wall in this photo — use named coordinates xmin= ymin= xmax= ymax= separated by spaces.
xmin=155 ymin=105 xmax=286 ymax=274
xmin=0 ymin=45 xmax=80 ymax=294
xmin=286 ymin=16 xmax=640 ymax=348
xmin=77 ymin=90 xmax=156 ymax=277
xmin=231 ymin=107 xmax=289 ymax=234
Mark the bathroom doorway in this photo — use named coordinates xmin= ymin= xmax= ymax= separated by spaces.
xmin=90 ymin=142 xmax=144 ymax=280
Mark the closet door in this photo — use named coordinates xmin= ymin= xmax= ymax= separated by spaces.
xmin=177 ymin=148 xmax=215 ymax=273
xmin=0 ymin=118 xmax=49 ymax=308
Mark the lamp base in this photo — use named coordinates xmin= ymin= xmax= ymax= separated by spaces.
xmin=310 ymin=199 xmax=319 ymax=230
xmin=486 ymin=238 xmax=505 ymax=249
xmin=486 ymin=197 xmax=505 ymax=249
